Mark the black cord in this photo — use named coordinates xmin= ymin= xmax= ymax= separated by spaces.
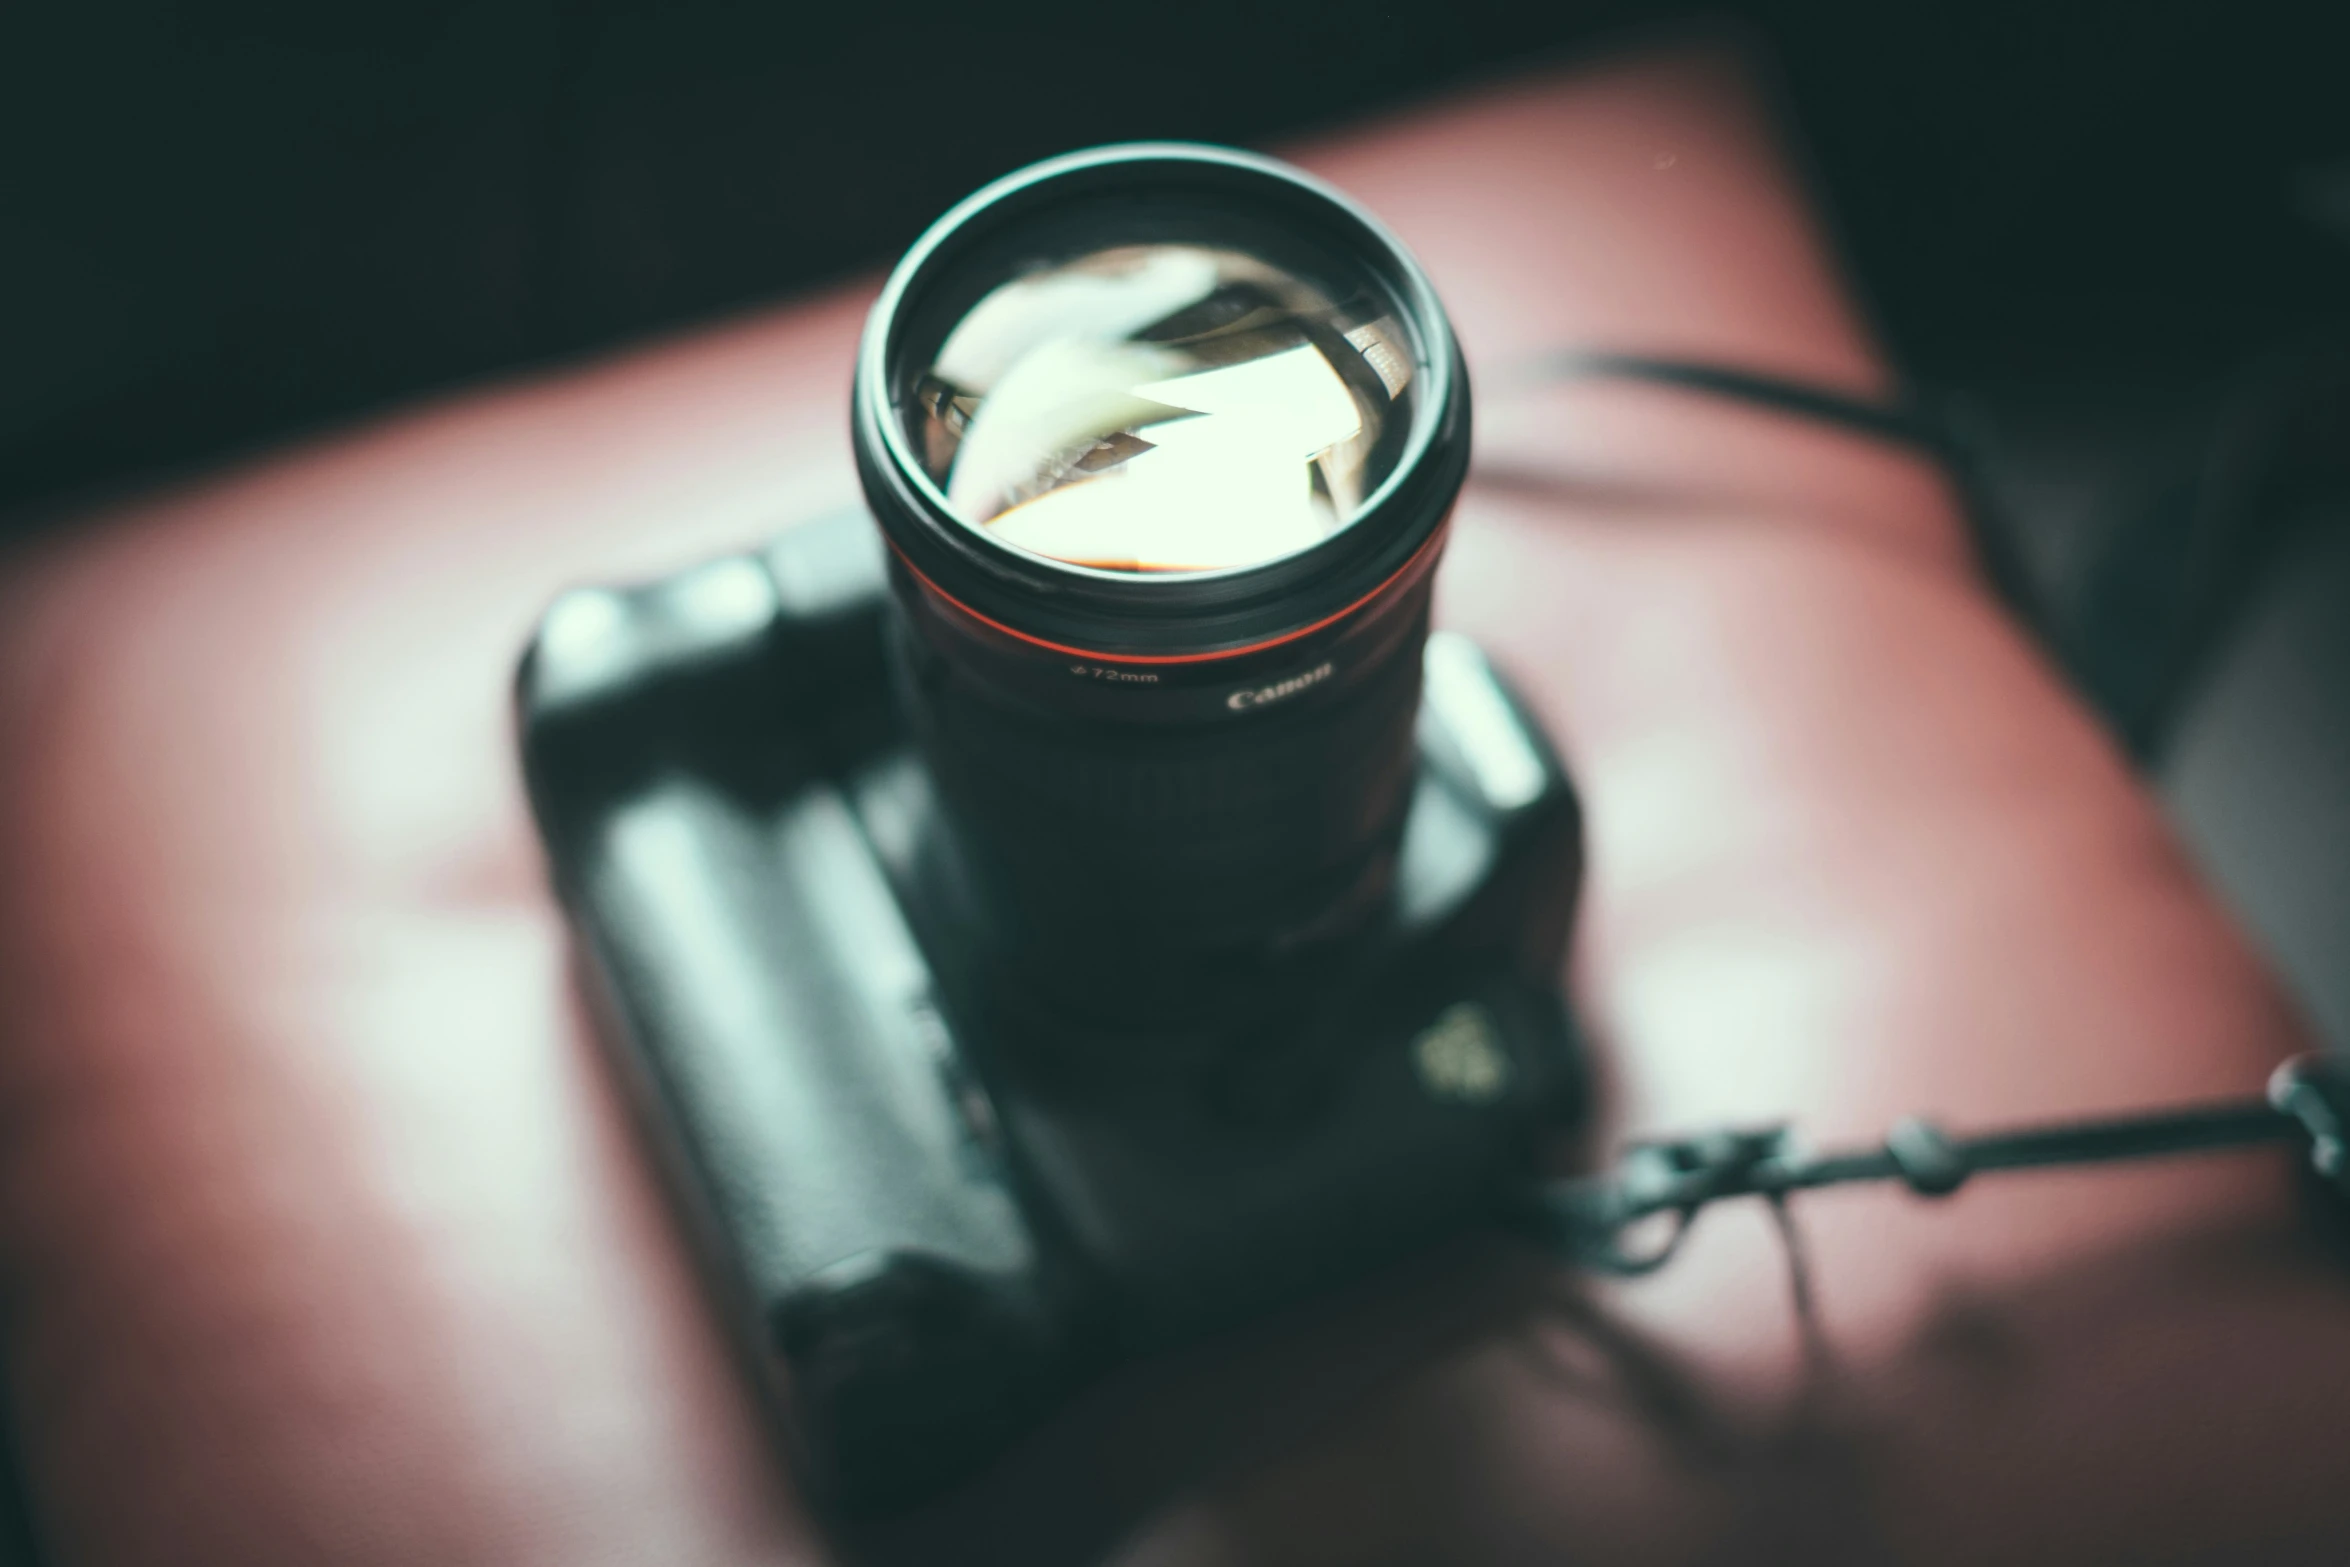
xmin=1519 ymin=350 xmax=1953 ymax=459
xmin=1511 ymin=350 xmax=2047 ymax=637
xmin=1520 ymin=1055 xmax=2350 ymax=1276
xmin=1530 ymin=340 xmax=2350 ymax=763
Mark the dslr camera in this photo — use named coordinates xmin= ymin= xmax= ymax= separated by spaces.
xmin=519 ymin=145 xmax=1585 ymax=1513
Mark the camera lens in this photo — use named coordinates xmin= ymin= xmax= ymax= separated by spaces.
xmin=908 ymin=242 xmax=1418 ymax=572
xmin=853 ymin=144 xmax=1468 ymax=1024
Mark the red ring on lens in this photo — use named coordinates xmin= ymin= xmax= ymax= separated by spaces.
xmin=887 ymin=518 xmax=1449 ymax=666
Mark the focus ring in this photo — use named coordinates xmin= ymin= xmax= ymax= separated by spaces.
xmin=899 ymin=605 xmax=1427 ymax=977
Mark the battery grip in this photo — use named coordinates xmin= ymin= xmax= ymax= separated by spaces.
xmin=517 ymin=507 xmax=1585 ymax=1513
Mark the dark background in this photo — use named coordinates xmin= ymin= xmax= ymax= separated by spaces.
xmin=11 ymin=0 xmax=2346 ymax=747
xmin=3 ymin=1 xmax=2343 ymax=527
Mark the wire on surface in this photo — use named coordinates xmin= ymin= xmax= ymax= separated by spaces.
xmin=1512 ymin=350 xmax=1953 ymax=458
xmin=1521 ymin=1055 xmax=2350 ymax=1276
xmin=1503 ymin=348 xmax=2046 ymax=638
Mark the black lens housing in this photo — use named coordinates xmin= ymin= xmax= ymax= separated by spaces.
xmin=853 ymin=145 xmax=1472 ymax=1019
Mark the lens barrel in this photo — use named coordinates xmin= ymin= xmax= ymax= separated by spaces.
xmin=853 ymin=145 xmax=1469 ymax=1023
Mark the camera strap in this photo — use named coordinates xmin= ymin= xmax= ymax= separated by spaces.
xmin=1516 ymin=1054 xmax=2350 ymax=1276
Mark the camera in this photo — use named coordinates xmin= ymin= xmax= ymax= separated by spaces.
xmin=518 ymin=145 xmax=1586 ymax=1514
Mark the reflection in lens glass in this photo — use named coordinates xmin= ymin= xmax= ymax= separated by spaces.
xmin=907 ymin=244 xmax=1417 ymax=574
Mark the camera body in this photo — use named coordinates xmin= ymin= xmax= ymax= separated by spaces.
xmin=518 ymin=506 xmax=1584 ymax=1512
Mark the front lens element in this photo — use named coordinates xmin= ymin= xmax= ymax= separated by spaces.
xmin=904 ymin=243 xmax=1419 ymax=574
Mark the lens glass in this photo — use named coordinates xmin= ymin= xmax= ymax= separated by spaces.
xmin=903 ymin=243 xmax=1419 ymax=574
